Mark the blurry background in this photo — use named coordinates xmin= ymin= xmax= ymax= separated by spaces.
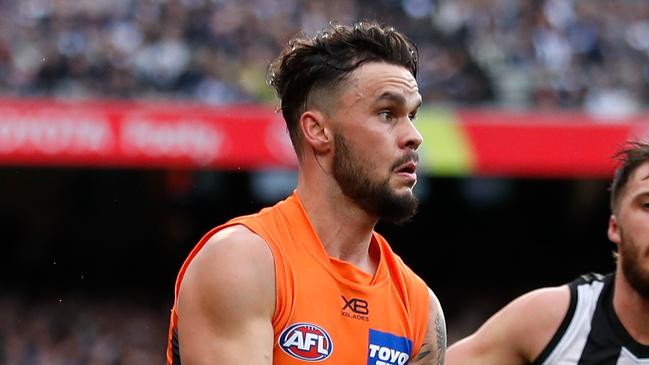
xmin=1 ymin=0 xmax=647 ymax=363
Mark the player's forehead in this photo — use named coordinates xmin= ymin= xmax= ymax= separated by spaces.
xmin=345 ymin=62 xmax=420 ymax=105
xmin=624 ymin=160 xmax=649 ymax=196
xmin=352 ymin=62 xmax=417 ymax=89
xmin=630 ymin=160 xmax=649 ymax=182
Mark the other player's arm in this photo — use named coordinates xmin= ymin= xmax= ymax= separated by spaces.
xmin=176 ymin=225 xmax=276 ymax=364
xmin=445 ymin=285 xmax=570 ymax=365
xmin=410 ymin=288 xmax=447 ymax=365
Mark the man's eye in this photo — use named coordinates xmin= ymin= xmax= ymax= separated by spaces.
xmin=409 ymin=113 xmax=417 ymax=121
xmin=379 ymin=111 xmax=394 ymax=121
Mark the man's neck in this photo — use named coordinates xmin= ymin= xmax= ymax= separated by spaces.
xmin=613 ymin=270 xmax=649 ymax=345
xmin=295 ymin=183 xmax=378 ymax=274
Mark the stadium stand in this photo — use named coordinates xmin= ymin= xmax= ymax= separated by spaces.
xmin=1 ymin=1 xmax=646 ymax=363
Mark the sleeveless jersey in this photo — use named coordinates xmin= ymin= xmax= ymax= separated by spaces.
xmin=166 ymin=193 xmax=430 ymax=364
xmin=533 ymin=273 xmax=649 ymax=365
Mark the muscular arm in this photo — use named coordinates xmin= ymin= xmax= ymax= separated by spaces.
xmin=410 ymin=289 xmax=447 ymax=365
xmin=445 ymin=285 xmax=570 ymax=365
xmin=176 ymin=225 xmax=276 ymax=364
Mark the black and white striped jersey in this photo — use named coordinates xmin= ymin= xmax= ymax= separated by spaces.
xmin=533 ymin=273 xmax=649 ymax=365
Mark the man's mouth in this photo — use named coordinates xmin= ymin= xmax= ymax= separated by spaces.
xmin=394 ymin=161 xmax=418 ymax=186
xmin=395 ymin=161 xmax=417 ymax=174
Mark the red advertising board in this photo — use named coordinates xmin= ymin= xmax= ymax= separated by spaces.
xmin=0 ymin=98 xmax=296 ymax=170
xmin=1 ymin=98 xmax=647 ymax=177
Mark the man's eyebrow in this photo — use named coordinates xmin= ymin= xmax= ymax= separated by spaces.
xmin=376 ymin=91 xmax=405 ymax=104
xmin=375 ymin=91 xmax=422 ymax=108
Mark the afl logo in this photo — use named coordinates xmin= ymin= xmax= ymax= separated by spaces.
xmin=278 ymin=322 xmax=333 ymax=361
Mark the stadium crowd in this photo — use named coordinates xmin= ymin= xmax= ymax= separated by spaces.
xmin=2 ymin=0 xmax=647 ymax=364
xmin=0 ymin=0 xmax=648 ymax=113
xmin=0 ymin=294 xmax=167 ymax=365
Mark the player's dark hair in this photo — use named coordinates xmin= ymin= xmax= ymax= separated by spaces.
xmin=609 ymin=140 xmax=649 ymax=212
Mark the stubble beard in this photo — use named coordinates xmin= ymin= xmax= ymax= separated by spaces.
xmin=332 ymin=133 xmax=418 ymax=224
xmin=619 ymin=228 xmax=649 ymax=299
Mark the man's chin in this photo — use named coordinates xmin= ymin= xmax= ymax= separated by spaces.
xmin=377 ymin=192 xmax=419 ymax=224
xmin=392 ymin=186 xmax=415 ymax=200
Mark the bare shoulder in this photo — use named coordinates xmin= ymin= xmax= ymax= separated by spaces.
xmin=196 ymin=224 xmax=274 ymax=273
xmin=446 ymin=285 xmax=570 ymax=365
xmin=511 ymin=285 xmax=570 ymax=321
xmin=176 ymin=224 xmax=276 ymax=363
xmin=179 ymin=224 xmax=276 ymax=314
xmin=510 ymin=285 xmax=571 ymax=358
xmin=410 ymin=288 xmax=446 ymax=365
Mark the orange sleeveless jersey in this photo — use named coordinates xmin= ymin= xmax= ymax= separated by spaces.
xmin=167 ymin=193 xmax=430 ymax=364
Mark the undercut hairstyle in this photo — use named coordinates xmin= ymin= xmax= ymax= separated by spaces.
xmin=267 ymin=21 xmax=419 ymax=158
xmin=609 ymin=140 xmax=649 ymax=212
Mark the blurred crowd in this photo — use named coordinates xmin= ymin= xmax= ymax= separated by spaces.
xmin=1 ymin=0 xmax=647 ymax=363
xmin=0 ymin=294 xmax=167 ymax=365
xmin=1 ymin=0 xmax=648 ymax=114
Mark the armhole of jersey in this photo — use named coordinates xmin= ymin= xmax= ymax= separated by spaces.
xmin=265 ymin=232 xmax=289 ymax=331
xmin=413 ymin=278 xmax=431 ymax=358
xmin=391 ymin=252 xmax=430 ymax=359
xmin=531 ymin=283 xmax=579 ymax=365
xmin=229 ymin=220 xmax=290 ymax=331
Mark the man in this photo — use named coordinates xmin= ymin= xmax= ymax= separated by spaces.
xmin=446 ymin=141 xmax=649 ymax=365
xmin=166 ymin=21 xmax=446 ymax=364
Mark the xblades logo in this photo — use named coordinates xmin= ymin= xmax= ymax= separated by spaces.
xmin=342 ymin=296 xmax=369 ymax=314
xmin=341 ymin=296 xmax=370 ymax=321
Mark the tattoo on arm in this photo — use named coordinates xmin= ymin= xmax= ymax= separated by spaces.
xmin=412 ymin=343 xmax=433 ymax=362
xmin=435 ymin=309 xmax=447 ymax=365
xmin=411 ymin=304 xmax=447 ymax=364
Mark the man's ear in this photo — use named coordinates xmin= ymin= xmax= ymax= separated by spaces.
xmin=300 ymin=110 xmax=331 ymax=153
xmin=607 ymin=214 xmax=621 ymax=245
